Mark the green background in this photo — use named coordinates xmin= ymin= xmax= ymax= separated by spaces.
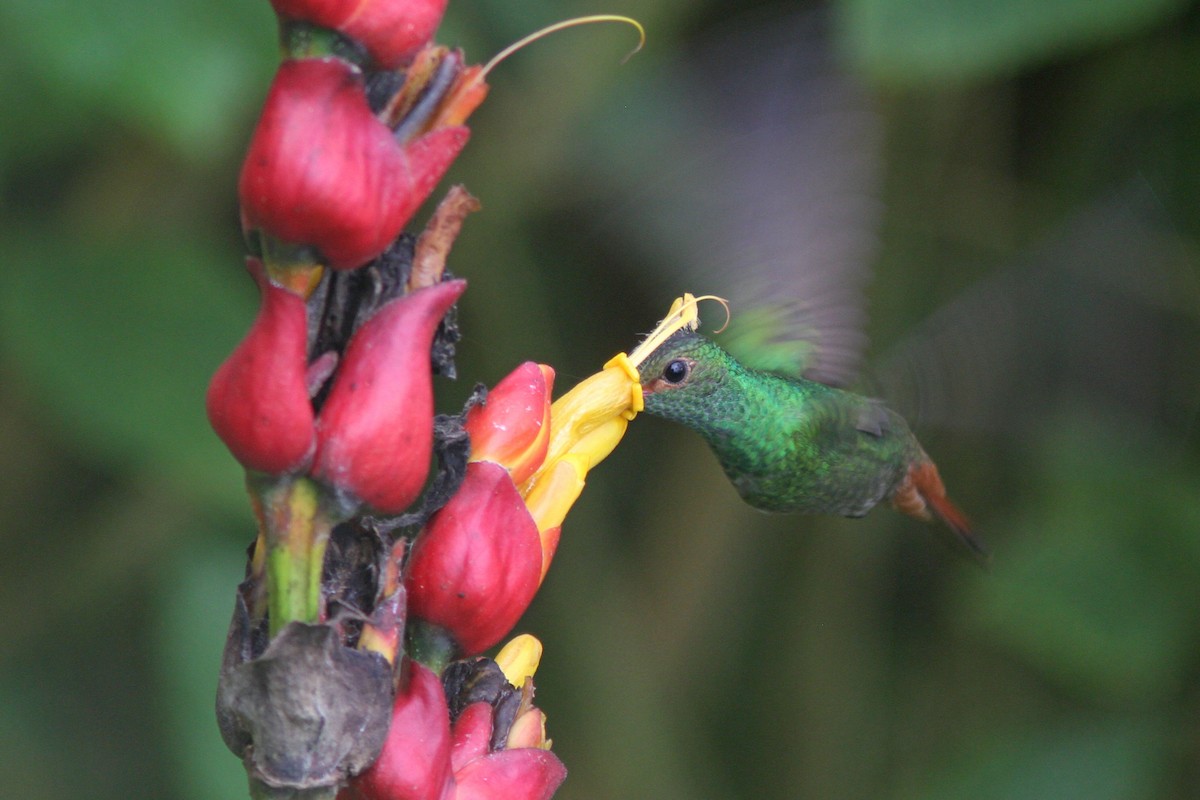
xmin=3 ymin=0 xmax=1200 ymax=798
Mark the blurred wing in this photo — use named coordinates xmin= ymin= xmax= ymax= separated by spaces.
xmin=869 ymin=186 xmax=1200 ymax=432
xmin=594 ymin=9 xmax=882 ymax=386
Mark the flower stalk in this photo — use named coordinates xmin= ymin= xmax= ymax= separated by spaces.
xmin=260 ymin=476 xmax=322 ymax=633
xmin=210 ymin=2 xmax=648 ymax=797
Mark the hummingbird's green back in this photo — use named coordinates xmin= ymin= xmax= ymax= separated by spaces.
xmin=639 ymin=331 xmax=924 ymax=517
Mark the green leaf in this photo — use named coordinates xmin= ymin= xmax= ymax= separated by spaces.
xmin=837 ymin=0 xmax=1188 ymax=84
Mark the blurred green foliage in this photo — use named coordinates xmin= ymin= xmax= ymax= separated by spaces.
xmin=2 ymin=1 xmax=1199 ymax=798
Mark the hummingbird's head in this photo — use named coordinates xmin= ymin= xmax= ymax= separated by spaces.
xmin=637 ymin=330 xmax=733 ymax=419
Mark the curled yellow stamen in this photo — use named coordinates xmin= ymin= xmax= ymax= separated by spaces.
xmin=479 ymin=15 xmax=646 ymax=81
xmin=627 ymin=293 xmax=731 ymax=368
xmin=431 ymin=16 xmax=644 ymax=129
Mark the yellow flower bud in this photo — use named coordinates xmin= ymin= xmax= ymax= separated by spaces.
xmin=506 ymin=707 xmax=552 ymax=751
xmin=495 ymin=633 xmax=543 ymax=688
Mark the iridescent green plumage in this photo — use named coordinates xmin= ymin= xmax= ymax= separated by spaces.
xmin=639 ymin=329 xmax=983 ymax=556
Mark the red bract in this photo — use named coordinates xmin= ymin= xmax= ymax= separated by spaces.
xmin=344 ymin=665 xmax=565 ymax=800
xmin=448 ymin=703 xmax=493 ymax=772
xmin=206 ymin=258 xmax=315 ymax=474
xmin=464 ymin=363 xmax=554 ymax=486
xmin=239 ymin=57 xmax=469 ymax=270
xmin=270 ymin=0 xmax=448 ymax=69
xmin=342 ymin=661 xmax=455 ymax=800
xmin=405 ymin=461 xmax=543 ymax=656
xmin=312 ymin=279 xmax=466 ymax=513
xmin=450 ymin=702 xmax=565 ymax=800
xmin=454 ymin=750 xmax=565 ymax=800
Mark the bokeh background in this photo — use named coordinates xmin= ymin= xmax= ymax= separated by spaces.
xmin=3 ymin=0 xmax=1200 ymax=798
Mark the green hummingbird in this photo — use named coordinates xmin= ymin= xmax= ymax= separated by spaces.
xmin=633 ymin=318 xmax=984 ymax=558
xmin=608 ymin=16 xmax=1194 ymax=561
xmin=597 ymin=15 xmax=989 ymax=557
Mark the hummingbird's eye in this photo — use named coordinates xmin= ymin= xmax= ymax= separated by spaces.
xmin=662 ymin=359 xmax=690 ymax=385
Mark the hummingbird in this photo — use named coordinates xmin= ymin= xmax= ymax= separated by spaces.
xmin=633 ymin=318 xmax=985 ymax=558
xmin=605 ymin=12 xmax=1195 ymax=562
xmin=591 ymin=12 xmax=992 ymax=557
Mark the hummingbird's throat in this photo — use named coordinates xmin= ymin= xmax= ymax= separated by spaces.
xmin=626 ymin=293 xmax=730 ymax=370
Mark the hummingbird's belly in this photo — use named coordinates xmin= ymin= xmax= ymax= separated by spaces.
xmin=731 ymin=467 xmax=898 ymax=517
xmin=719 ymin=436 xmax=910 ymax=518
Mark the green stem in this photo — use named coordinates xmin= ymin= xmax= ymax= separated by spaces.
xmin=253 ymin=476 xmax=335 ymax=638
xmin=405 ymin=619 xmax=460 ymax=676
xmin=278 ymin=20 xmax=365 ymax=64
xmin=256 ymin=234 xmax=325 ymax=297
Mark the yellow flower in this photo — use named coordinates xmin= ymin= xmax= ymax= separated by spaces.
xmin=519 ymin=352 xmax=640 ymax=516
xmin=515 ymin=293 xmax=723 ymax=580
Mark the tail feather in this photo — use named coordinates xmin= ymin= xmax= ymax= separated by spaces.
xmin=894 ymin=461 xmax=989 ymax=561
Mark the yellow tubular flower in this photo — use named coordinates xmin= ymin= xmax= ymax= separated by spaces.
xmin=516 ymin=353 xmax=641 ymax=525
xmin=517 ymin=293 xmax=725 ymax=578
xmin=521 ymin=455 xmax=586 ymax=537
xmin=531 ymin=352 xmax=643 ymax=475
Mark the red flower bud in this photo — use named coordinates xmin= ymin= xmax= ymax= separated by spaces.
xmin=464 ymin=363 xmax=554 ymax=485
xmin=239 ymin=58 xmax=469 ymax=270
xmin=449 ymin=702 xmax=494 ymax=773
xmin=405 ymin=461 xmax=543 ymax=656
xmin=312 ymin=279 xmax=465 ymax=513
xmin=270 ymin=0 xmax=448 ymax=69
xmin=342 ymin=661 xmax=454 ymax=800
xmin=453 ymin=750 xmax=565 ymax=800
xmin=206 ymin=258 xmax=315 ymax=474
xmin=449 ymin=681 xmax=565 ymax=800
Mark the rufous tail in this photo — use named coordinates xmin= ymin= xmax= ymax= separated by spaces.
xmin=892 ymin=461 xmax=989 ymax=561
